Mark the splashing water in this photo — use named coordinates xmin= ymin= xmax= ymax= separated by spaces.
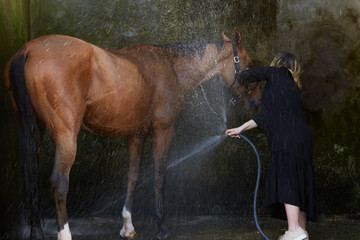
xmin=167 ymin=134 xmax=226 ymax=170
xmin=167 ymin=84 xmax=228 ymax=169
xmin=200 ymin=85 xmax=227 ymax=124
xmin=93 ymin=133 xmax=227 ymax=216
xmin=93 ymin=82 xmax=229 ymax=215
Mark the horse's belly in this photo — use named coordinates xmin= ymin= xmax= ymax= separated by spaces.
xmin=83 ymin=98 xmax=149 ymax=136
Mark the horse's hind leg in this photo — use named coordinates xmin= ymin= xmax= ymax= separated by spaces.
xmin=120 ymin=135 xmax=143 ymax=238
xmin=50 ymin=132 xmax=78 ymax=240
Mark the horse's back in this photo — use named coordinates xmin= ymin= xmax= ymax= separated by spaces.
xmin=11 ymin=35 xmax=154 ymax=136
xmin=7 ymin=35 xmax=184 ymax=137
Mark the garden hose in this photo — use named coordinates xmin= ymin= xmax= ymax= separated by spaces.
xmin=238 ymin=134 xmax=270 ymax=240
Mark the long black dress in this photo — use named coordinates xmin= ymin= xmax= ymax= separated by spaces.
xmin=237 ymin=66 xmax=318 ymax=221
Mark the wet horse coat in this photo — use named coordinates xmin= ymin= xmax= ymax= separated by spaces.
xmin=4 ymin=30 xmax=258 ymax=239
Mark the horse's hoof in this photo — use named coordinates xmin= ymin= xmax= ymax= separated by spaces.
xmin=127 ymin=230 xmax=136 ymax=239
xmin=156 ymin=225 xmax=171 ymax=240
xmin=120 ymin=228 xmax=136 ymax=239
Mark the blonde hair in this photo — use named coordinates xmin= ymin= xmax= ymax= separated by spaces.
xmin=270 ymin=52 xmax=301 ymax=89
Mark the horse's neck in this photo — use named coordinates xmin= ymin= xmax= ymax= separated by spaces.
xmin=171 ymin=44 xmax=231 ymax=94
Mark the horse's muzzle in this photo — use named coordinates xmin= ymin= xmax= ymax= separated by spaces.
xmin=228 ymin=92 xmax=247 ymax=106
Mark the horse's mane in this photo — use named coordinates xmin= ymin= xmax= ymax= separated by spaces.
xmin=153 ymin=41 xmax=225 ymax=58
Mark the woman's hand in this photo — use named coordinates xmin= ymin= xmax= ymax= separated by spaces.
xmin=225 ymin=127 xmax=242 ymax=138
xmin=225 ymin=120 xmax=258 ymax=138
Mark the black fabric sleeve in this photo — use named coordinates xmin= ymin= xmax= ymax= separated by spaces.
xmin=253 ymin=110 xmax=266 ymax=132
xmin=236 ymin=66 xmax=272 ymax=85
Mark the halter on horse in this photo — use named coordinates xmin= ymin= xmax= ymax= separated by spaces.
xmin=227 ymin=41 xmax=257 ymax=105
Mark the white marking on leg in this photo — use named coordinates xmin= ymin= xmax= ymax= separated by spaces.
xmin=120 ymin=206 xmax=135 ymax=238
xmin=57 ymin=223 xmax=72 ymax=240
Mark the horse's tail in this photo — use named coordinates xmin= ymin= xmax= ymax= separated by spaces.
xmin=8 ymin=48 xmax=44 ymax=236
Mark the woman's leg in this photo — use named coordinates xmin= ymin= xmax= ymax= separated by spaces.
xmin=299 ymin=211 xmax=307 ymax=230
xmin=284 ymin=204 xmax=300 ymax=231
xmin=280 ymin=204 xmax=309 ymax=240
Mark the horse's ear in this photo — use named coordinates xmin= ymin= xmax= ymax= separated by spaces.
xmin=234 ymin=29 xmax=242 ymax=48
xmin=222 ymin=32 xmax=231 ymax=42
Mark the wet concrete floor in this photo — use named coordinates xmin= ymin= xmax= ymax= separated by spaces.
xmin=43 ymin=215 xmax=360 ymax=240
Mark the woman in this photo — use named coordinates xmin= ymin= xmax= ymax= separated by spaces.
xmin=226 ymin=52 xmax=317 ymax=240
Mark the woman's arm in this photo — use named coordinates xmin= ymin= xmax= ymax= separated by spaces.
xmin=225 ymin=119 xmax=258 ymax=138
xmin=236 ymin=66 xmax=272 ymax=85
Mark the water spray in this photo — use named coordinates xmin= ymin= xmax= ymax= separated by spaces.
xmin=237 ymin=134 xmax=270 ymax=240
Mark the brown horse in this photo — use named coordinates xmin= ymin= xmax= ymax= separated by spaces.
xmin=4 ymin=30 xmax=260 ymax=240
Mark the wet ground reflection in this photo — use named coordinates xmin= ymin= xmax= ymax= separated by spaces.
xmin=43 ymin=215 xmax=360 ymax=239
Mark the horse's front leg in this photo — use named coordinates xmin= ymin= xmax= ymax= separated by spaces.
xmin=152 ymin=126 xmax=174 ymax=240
xmin=120 ymin=135 xmax=144 ymax=239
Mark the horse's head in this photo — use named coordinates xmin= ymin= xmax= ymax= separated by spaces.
xmin=220 ymin=30 xmax=261 ymax=112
